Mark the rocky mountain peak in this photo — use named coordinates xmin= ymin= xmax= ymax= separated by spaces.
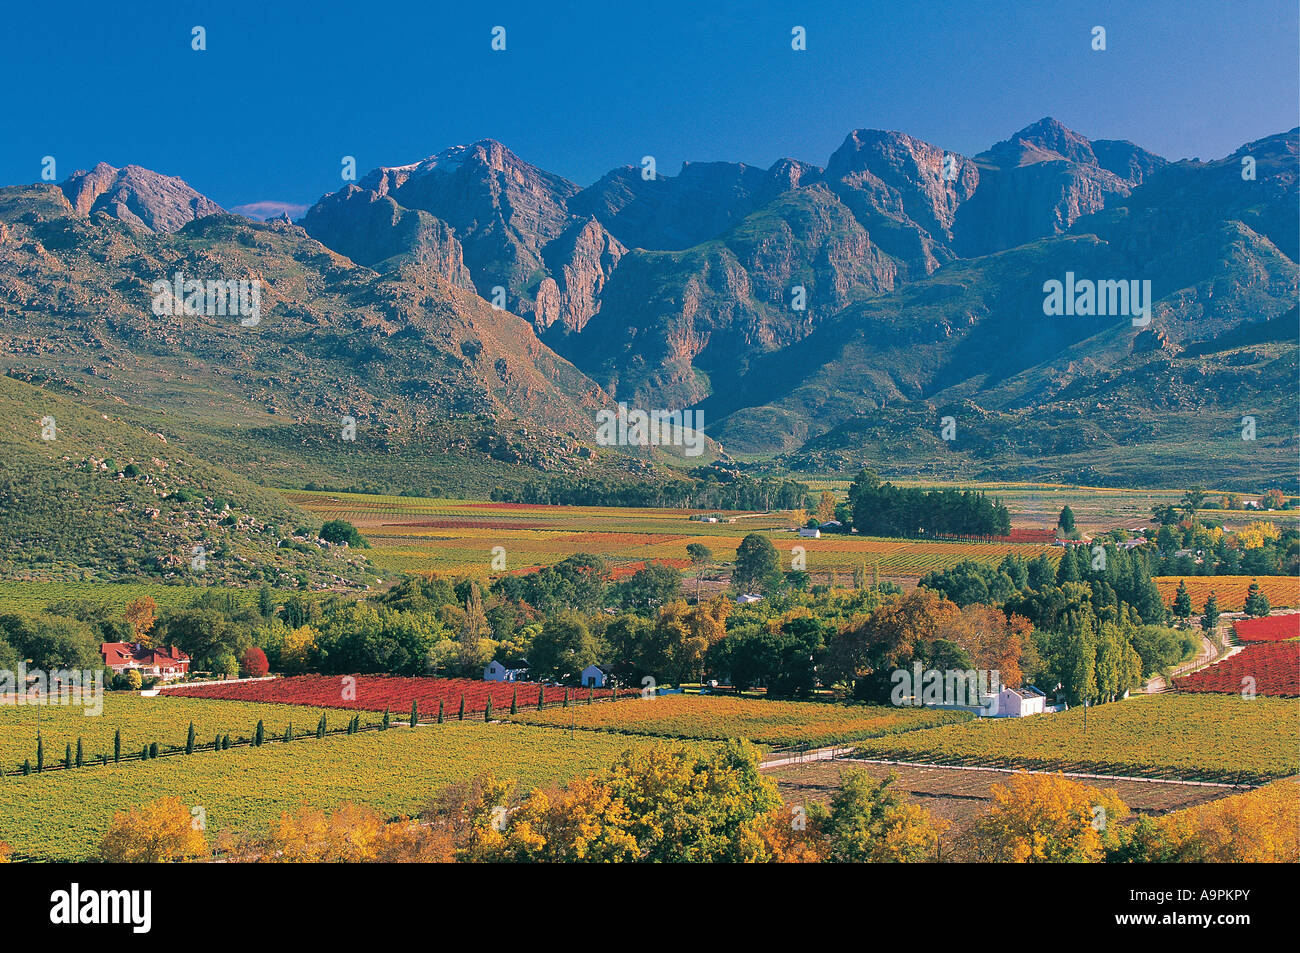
xmin=59 ymin=162 xmax=223 ymax=233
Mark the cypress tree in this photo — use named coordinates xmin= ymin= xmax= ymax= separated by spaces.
xmin=382 ymin=707 xmax=390 ymax=730
xmin=222 ymin=734 xmax=231 ymax=750
xmin=75 ymin=738 xmax=84 ymax=768
xmin=437 ymin=699 xmax=445 ymax=724
xmin=149 ymin=742 xmax=158 ymax=759
xmin=317 ymin=713 xmax=327 ymax=739
xmin=36 ymin=732 xmax=43 ymax=773
xmin=1243 ymin=581 xmax=1270 ymax=617
xmin=537 ymin=685 xmax=545 ymax=711
xmin=283 ymin=724 xmax=292 ymax=743
xmin=186 ymin=722 xmax=196 ymax=754
xmin=510 ymin=686 xmax=518 ymax=715
xmin=410 ymin=699 xmax=419 ymax=728
xmin=563 ymin=688 xmax=570 ymax=708
xmin=22 ymin=759 xmax=30 ymax=776
xmin=64 ymin=743 xmax=72 ymax=769
xmin=587 ymin=688 xmax=593 ymax=705
xmin=1201 ymin=592 xmax=1221 ymax=633
xmin=458 ymin=694 xmax=466 ymax=721
xmin=1172 ymin=579 xmax=1193 ymax=620
xmin=213 ymin=733 xmax=221 ymax=752
xmin=114 ymin=729 xmax=121 ymax=762
xmin=254 ymin=720 xmax=265 ymax=746
xmin=140 ymin=745 xmax=148 ymax=760
xmin=484 ymin=694 xmax=494 ymax=722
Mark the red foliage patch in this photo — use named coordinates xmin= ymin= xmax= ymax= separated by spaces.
xmin=1232 ymin=615 xmax=1300 ymax=643
xmin=1173 ymin=643 xmax=1299 ymax=697
xmin=160 ymin=675 xmax=619 ymax=714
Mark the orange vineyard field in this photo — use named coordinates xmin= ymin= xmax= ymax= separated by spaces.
xmin=1154 ymin=576 xmax=1300 ymax=611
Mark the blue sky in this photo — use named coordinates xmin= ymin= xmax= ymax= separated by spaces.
xmin=2 ymin=0 xmax=1295 ymax=213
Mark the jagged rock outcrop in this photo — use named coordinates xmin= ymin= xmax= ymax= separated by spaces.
xmin=534 ymin=217 xmax=626 ymax=334
xmin=824 ymin=128 xmax=979 ymax=277
xmin=952 ymin=118 xmax=1166 ymax=257
xmin=304 ymin=140 xmax=576 ymax=311
xmin=570 ymin=160 xmax=772 ymax=251
xmin=59 ymin=162 xmax=223 ymax=233
xmin=301 ymin=186 xmax=473 ymax=288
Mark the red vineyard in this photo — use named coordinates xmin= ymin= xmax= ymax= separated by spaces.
xmin=1173 ymin=643 xmax=1299 ymax=697
xmin=161 ymin=675 xmax=620 ymax=715
xmin=1232 ymin=614 xmax=1300 ymax=643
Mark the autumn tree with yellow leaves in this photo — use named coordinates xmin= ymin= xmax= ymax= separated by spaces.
xmin=123 ymin=596 xmax=156 ymax=645
xmin=99 ymin=797 xmax=209 ymax=863
xmin=971 ymin=773 xmax=1127 ymax=862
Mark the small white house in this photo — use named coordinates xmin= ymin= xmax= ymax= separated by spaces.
xmin=736 ymin=593 xmax=763 ymax=604
xmin=798 ymin=527 xmax=821 ymax=538
xmin=981 ymin=685 xmax=1047 ymax=718
xmin=581 ymin=664 xmax=607 ymax=689
xmin=484 ymin=659 xmax=529 ymax=682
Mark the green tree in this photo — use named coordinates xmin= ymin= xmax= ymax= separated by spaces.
xmin=1172 ymin=580 xmax=1193 ymax=620
xmin=686 ymin=543 xmax=714 ymax=601
xmin=1057 ymin=506 xmax=1077 ymax=536
xmin=437 ymin=699 xmax=445 ymax=723
xmin=319 ymin=519 xmax=369 ymax=548
xmin=254 ymin=720 xmax=265 ymax=746
xmin=529 ymin=613 xmax=600 ymax=681
xmin=1243 ymin=581 xmax=1271 ymax=618
xmin=186 ymin=722 xmax=196 ymax=754
xmin=113 ymin=729 xmax=121 ymax=763
xmin=732 ymin=533 xmax=780 ymax=594
xmin=410 ymin=699 xmax=419 ymax=728
xmin=1200 ymin=592 xmax=1221 ymax=634
xmin=75 ymin=737 xmax=84 ymax=768
xmin=317 ymin=713 xmax=327 ymax=738
xmin=484 ymin=694 xmax=494 ymax=722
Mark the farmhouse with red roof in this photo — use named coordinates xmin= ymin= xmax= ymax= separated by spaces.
xmin=101 ymin=642 xmax=190 ymax=680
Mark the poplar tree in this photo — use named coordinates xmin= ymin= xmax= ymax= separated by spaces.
xmin=410 ymin=700 xmax=419 ymax=728
xmin=186 ymin=722 xmax=196 ymax=754
xmin=317 ymin=714 xmax=327 ymax=739
xmin=114 ymin=729 xmax=121 ymax=762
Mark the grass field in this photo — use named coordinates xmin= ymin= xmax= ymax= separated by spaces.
xmin=286 ymin=490 xmax=1062 ymax=580
xmin=0 ymin=722 xmax=680 ymax=861
xmin=0 ymin=693 xmax=384 ymax=772
xmin=507 ymin=694 xmax=970 ymax=747
xmin=853 ymin=694 xmax=1298 ymax=783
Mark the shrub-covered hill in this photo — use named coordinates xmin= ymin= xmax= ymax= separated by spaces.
xmin=0 ymin=375 xmax=374 ymax=587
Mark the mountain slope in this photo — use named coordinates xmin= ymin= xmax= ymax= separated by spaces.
xmin=0 ymin=181 xmax=631 ymax=497
xmin=0 ymin=375 xmax=373 ymax=585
